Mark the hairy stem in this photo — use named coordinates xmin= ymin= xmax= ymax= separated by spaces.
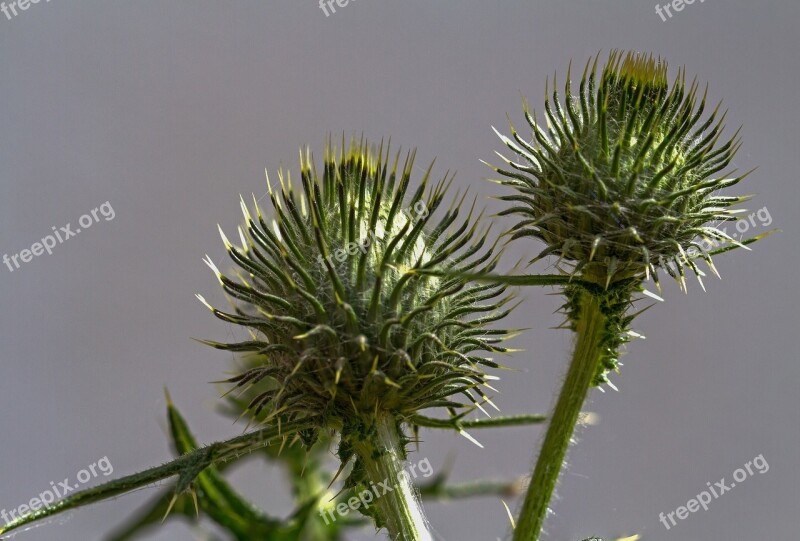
xmin=351 ymin=415 xmax=433 ymax=541
xmin=513 ymin=293 xmax=606 ymax=541
xmin=417 ymin=270 xmax=596 ymax=290
xmin=420 ymin=476 xmax=525 ymax=500
xmin=0 ymin=418 xmax=318 ymax=537
xmin=411 ymin=413 xmax=546 ymax=430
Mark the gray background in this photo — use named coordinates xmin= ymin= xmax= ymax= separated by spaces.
xmin=1 ymin=1 xmax=797 ymax=540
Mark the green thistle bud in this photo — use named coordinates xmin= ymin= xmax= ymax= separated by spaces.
xmin=198 ymin=136 xmax=514 ymax=442
xmin=499 ymin=53 xmax=774 ymax=541
xmin=0 ymin=138 xmax=525 ymax=541
xmin=491 ymin=50 xmax=754 ymax=290
xmin=197 ymin=137 xmax=517 ymax=539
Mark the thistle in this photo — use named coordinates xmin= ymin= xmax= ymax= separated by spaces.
xmin=0 ymin=136 xmax=544 ymax=541
xmin=485 ymin=51 xmax=773 ymax=541
xmin=492 ymin=50 xmax=755 ymax=292
xmin=0 ymin=55 xmax=771 ymax=541
xmin=198 ymin=137 xmax=516 ymax=540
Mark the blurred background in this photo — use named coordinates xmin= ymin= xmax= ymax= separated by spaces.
xmin=1 ymin=1 xmax=797 ymax=539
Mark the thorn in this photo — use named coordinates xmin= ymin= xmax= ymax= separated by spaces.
xmin=265 ymin=168 xmax=273 ymax=195
xmin=251 ymin=193 xmax=263 ymax=219
xmin=501 ymin=499 xmax=516 ymax=530
xmin=195 ymin=294 xmax=214 ymax=311
xmin=458 ymin=429 xmax=484 ymax=448
xmin=203 ymin=255 xmax=224 ymax=285
xmin=217 ymin=224 xmax=233 ymax=249
xmin=707 ymin=258 xmax=721 ymax=279
xmin=277 ymin=435 xmax=288 ymax=456
xmin=238 ymin=226 xmax=248 ymax=252
xmin=484 ymin=396 xmax=501 ymax=412
xmin=328 ymin=456 xmax=352 ymax=489
xmin=641 ymin=288 xmax=664 ymax=302
xmin=191 ymin=490 xmax=200 ymax=517
xmin=589 ymin=236 xmax=601 ymax=262
xmin=473 ymin=400 xmax=490 ymax=418
xmin=162 ymin=493 xmax=179 ymax=523
xmin=239 ymin=194 xmax=253 ymax=223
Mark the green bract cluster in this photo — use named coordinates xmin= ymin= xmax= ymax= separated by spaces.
xmin=198 ymin=138 xmax=515 ymax=440
xmin=492 ymin=50 xmax=752 ymax=289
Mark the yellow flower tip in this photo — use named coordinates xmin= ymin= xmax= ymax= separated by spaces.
xmin=617 ymin=50 xmax=668 ymax=89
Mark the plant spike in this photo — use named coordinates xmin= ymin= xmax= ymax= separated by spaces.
xmin=491 ymin=50 xmax=767 ymax=295
xmin=486 ymin=51 xmax=775 ymax=541
xmin=201 ymin=137 xmax=517 ymax=540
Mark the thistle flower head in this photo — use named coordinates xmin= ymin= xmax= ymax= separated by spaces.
xmin=199 ymin=137 xmax=514 ymax=441
xmin=492 ymin=50 xmax=756 ymax=290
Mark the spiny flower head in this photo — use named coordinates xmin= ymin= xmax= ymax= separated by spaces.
xmin=198 ymin=137 xmax=516 ymax=441
xmin=491 ymin=50 xmax=755 ymax=290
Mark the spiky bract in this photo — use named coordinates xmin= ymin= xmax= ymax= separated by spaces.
xmin=199 ymin=137 xmax=515 ymax=441
xmin=492 ymin=50 xmax=754 ymax=290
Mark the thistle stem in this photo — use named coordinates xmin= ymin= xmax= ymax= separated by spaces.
xmin=0 ymin=418 xmax=319 ymax=536
xmin=352 ymin=415 xmax=433 ymax=541
xmin=513 ymin=293 xmax=606 ymax=541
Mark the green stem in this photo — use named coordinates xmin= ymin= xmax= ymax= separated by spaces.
xmin=411 ymin=413 xmax=546 ymax=430
xmin=416 ymin=270 xmax=594 ymax=290
xmin=352 ymin=415 xmax=433 ymax=541
xmin=513 ymin=293 xmax=607 ymax=541
xmin=420 ymin=476 xmax=525 ymax=500
xmin=0 ymin=418 xmax=317 ymax=537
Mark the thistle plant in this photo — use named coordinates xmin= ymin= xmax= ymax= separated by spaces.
xmin=1 ymin=138 xmax=546 ymax=541
xmin=1 ymin=52 xmax=774 ymax=541
xmin=485 ymin=50 xmax=774 ymax=541
xmin=195 ymin=137 xmax=519 ymax=540
xmin=493 ymin=50 xmax=755 ymax=291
